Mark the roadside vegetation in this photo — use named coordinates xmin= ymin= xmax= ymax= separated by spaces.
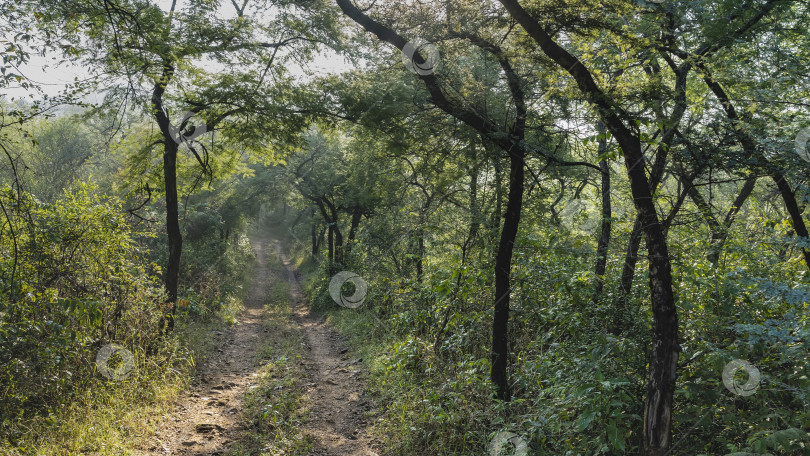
xmin=3 ymin=0 xmax=810 ymax=454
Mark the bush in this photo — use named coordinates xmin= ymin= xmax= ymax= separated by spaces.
xmin=0 ymin=183 xmax=165 ymax=438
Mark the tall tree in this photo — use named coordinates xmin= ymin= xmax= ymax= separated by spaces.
xmin=35 ymin=0 xmax=337 ymax=330
xmin=334 ymin=0 xmax=602 ymax=400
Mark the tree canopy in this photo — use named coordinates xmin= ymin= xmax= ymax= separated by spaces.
xmin=1 ymin=0 xmax=809 ymax=455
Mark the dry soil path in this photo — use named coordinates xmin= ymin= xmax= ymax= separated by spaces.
xmin=277 ymin=247 xmax=378 ymax=456
xmin=143 ymin=237 xmax=378 ymax=455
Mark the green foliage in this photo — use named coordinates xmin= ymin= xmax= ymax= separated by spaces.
xmin=0 ymin=182 xmax=165 ymax=438
xmin=4 ymin=0 xmax=810 ymax=453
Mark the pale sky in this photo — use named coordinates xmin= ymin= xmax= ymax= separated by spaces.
xmin=5 ymin=51 xmax=354 ymax=104
xmin=3 ymin=0 xmax=356 ymax=102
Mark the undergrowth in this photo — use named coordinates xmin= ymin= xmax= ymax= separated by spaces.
xmin=0 ymin=183 xmax=256 ymax=453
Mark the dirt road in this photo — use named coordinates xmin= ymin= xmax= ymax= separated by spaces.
xmin=144 ymin=238 xmax=378 ymax=455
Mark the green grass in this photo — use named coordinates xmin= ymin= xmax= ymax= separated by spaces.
xmin=292 ymin=252 xmax=505 ymax=456
xmin=0 ymin=298 xmax=246 ymax=455
xmin=0 ymin=258 xmax=252 ymax=455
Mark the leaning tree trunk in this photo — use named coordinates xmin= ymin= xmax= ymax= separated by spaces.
xmin=327 ymin=223 xmax=334 ymax=264
xmin=771 ymin=172 xmax=810 ymax=270
xmin=699 ymin=66 xmax=810 ymax=273
xmin=347 ymin=206 xmax=363 ymax=249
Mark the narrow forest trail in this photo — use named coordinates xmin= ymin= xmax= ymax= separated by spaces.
xmin=276 ymin=247 xmax=379 ymax=456
xmin=142 ymin=237 xmax=378 ymax=455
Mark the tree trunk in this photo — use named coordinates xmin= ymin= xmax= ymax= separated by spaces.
xmin=311 ymin=221 xmax=318 ymax=260
xmin=151 ymin=62 xmax=180 ymax=334
xmin=492 ymin=147 xmax=524 ymax=401
xmin=327 ymin=223 xmax=334 ymax=264
xmin=593 ymin=123 xmax=611 ymax=303
xmin=323 ymin=201 xmax=343 ymax=267
xmin=617 ymin=215 xmax=642 ymax=313
xmin=162 ymin=140 xmax=182 ymax=333
xmin=333 ymin=220 xmax=344 ymax=266
xmin=621 ymin=139 xmax=678 ymax=456
xmin=484 ymin=2 xmax=680 ymax=446
xmin=492 ymin=154 xmax=504 ymax=250
xmin=699 ymin=65 xmax=810 ymax=272
xmin=347 ymin=206 xmax=363 ymax=247
xmin=771 ymin=172 xmax=810 ymax=269
xmin=416 ymin=227 xmax=424 ymax=282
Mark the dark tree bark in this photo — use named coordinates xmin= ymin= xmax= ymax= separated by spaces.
xmin=317 ymin=224 xmax=326 ymax=258
xmin=771 ymin=174 xmax=810 ymax=269
xmin=321 ymin=201 xmax=343 ymax=266
xmin=311 ymin=221 xmax=319 ymax=260
xmin=455 ymin=32 xmax=529 ymax=401
xmin=334 ymin=0 xmax=594 ymax=402
xmin=334 ymin=0 xmax=787 ymax=451
xmin=151 ymin=62 xmax=181 ymax=334
xmin=616 ymin=54 xmax=689 ymax=316
xmin=403 ymin=165 xmax=432 ymax=283
xmin=333 ymin=221 xmax=344 ymax=265
xmin=492 ymin=145 xmax=524 ymax=401
xmin=698 ymin=65 xmax=810 ymax=271
xmin=347 ymin=206 xmax=363 ymax=247
xmin=304 ymin=196 xmax=343 ymax=271
xmin=593 ymin=122 xmax=611 ymax=303
xmin=619 ymin=221 xmax=640 ymax=289
xmin=162 ymin=140 xmax=182 ymax=331
xmin=327 ymin=222 xmax=334 ymax=264
xmin=494 ymin=1 xmax=680 ymax=451
xmin=415 ymin=227 xmax=424 ymax=281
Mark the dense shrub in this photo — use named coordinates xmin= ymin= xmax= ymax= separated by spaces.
xmin=0 ymin=183 xmax=165 ymax=437
xmin=300 ymin=225 xmax=810 ymax=455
